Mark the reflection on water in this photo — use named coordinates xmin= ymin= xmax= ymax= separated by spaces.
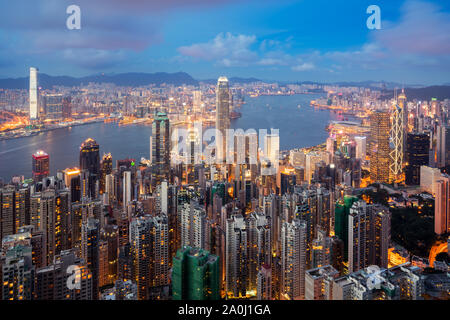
xmin=0 ymin=94 xmax=334 ymax=181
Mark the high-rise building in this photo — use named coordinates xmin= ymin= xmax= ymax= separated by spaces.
xmin=152 ymin=112 xmax=171 ymax=184
xmin=435 ymin=175 xmax=450 ymax=235
xmin=370 ymin=111 xmax=391 ymax=183
xmin=405 ymin=133 xmax=430 ymax=185
xmin=43 ymin=93 xmax=63 ymax=121
xmin=1 ymin=244 xmax=34 ymax=300
xmin=81 ymin=217 xmax=100 ymax=300
xmin=225 ymin=214 xmax=248 ymax=298
xmin=79 ymin=138 xmax=100 ymax=199
xmin=354 ymin=136 xmax=367 ymax=161
xmin=179 ymin=201 xmax=209 ymax=250
xmin=281 ymin=219 xmax=307 ymax=300
xmin=100 ymin=153 xmax=112 ymax=195
xmin=216 ymin=76 xmax=231 ymax=162
xmin=123 ymin=171 xmax=132 ymax=210
xmin=32 ymin=150 xmax=49 ymax=182
xmin=334 ymin=195 xmax=358 ymax=261
xmin=436 ymin=125 xmax=450 ymax=168
xmin=29 ymin=67 xmax=38 ymax=121
xmin=390 ymin=101 xmax=405 ymax=181
xmin=257 ymin=264 xmax=272 ymax=300
xmin=172 ymin=246 xmax=220 ymax=300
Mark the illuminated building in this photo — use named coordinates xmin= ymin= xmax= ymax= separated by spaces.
xmin=123 ymin=171 xmax=132 ymax=210
xmin=179 ymin=201 xmax=209 ymax=250
xmin=405 ymin=133 xmax=429 ymax=185
xmin=152 ymin=112 xmax=171 ymax=184
xmin=436 ymin=124 xmax=450 ymax=168
xmin=311 ymin=229 xmax=332 ymax=269
xmin=390 ymin=100 xmax=405 ymax=181
xmin=420 ymin=165 xmax=443 ymax=195
xmin=29 ymin=67 xmax=38 ymax=121
xmin=305 ymin=265 xmax=338 ymax=300
xmin=34 ymin=249 xmax=93 ymax=300
xmin=81 ymin=217 xmax=100 ymax=300
xmin=63 ymin=167 xmax=81 ymax=203
xmin=100 ymin=153 xmax=112 ymax=194
xmin=79 ymin=138 xmax=100 ymax=199
xmin=248 ymin=212 xmax=271 ymax=292
xmin=100 ymin=224 xmax=119 ymax=286
xmin=1 ymin=244 xmax=34 ymax=300
xmin=225 ymin=214 xmax=248 ymax=298
xmin=369 ymin=111 xmax=390 ymax=183
xmin=281 ymin=219 xmax=307 ymax=300
xmin=32 ymin=150 xmax=49 ymax=182
xmin=130 ymin=214 xmax=169 ymax=300
xmin=0 ymin=186 xmax=15 ymax=241
xmin=280 ymin=168 xmax=296 ymax=195
xmin=435 ymin=175 xmax=450 ymax=235
xmin=354 ymin=136 xmax=367 ymax=161
xmin=257 ymin=264 xmax=272 ymax=300
xmin=216 ymin=76 xmax=231 ymax=162
xmin=43 ymin=93 xmax=63 ymax=121
xmin=172 ymin=246 xmax=220 ymax=300
xmin=348 ymin=201 xmax=391 ymax=273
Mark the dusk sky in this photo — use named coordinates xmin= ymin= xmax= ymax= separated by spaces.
xmin=0 ymin=0 xmax=449 ymax=84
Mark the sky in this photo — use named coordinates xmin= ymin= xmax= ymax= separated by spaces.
xmin=0 ymin=0 xmax=449 ymax=85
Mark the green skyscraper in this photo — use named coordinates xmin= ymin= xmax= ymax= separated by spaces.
xmin=172 ymin=246 xmax=220 ymax=300
xmin=334 ymin=195 xmax=358 ymax=260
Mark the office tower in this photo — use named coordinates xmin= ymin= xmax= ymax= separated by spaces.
xmin=435 ymin=175 xmax=450 ymax=235
xmin=152 ymin=112 xmax=171 ymax=183
xmin=32 ymin=150 xmax=49 ymax=182
xmin=334 ymin=195 xmax=358 ymax=261
xmin=225 ymin=214 xmax=248 ymax=298
xmin=281 ymin=219 xmax=307 ymax=300
xmin=280 ymin=169 xmax=296 ymax=195
xmin=172 ymin=246 xmax=220 ymax=300
xmin=79 ymin=138 xmax=100 ymax=199
xmin=436 ymin=125 xmax=450 ymax=168
xmin=370 ymin=205 xmax=391 ymax=269
xmin=405 ymin=133 xmax=429 ymax=185
xmin=354 ymin=136 xmax=367 ymax=161
xmin=257 ymin=264 xmax=272 ymax=300
xmin=180 ymin=201 xmax=209 ymax=250
xmin=192 ymin=90 xmax=202 ymax=113
xmin=390 ymin=100 xmax=405 ymax=181
xmin=305 ymin=265 xmax=339 ymax=300
xmin=43 ymin=93 xmax=63 ymax=120
xmin=370 ymin=111 xmax=390 ymax=183
xmin=129 ymin=214 xmax=169 ymax=300
xmin=34 ymin=249 xmax=93 ymax=300
xmin=82 ymin=217 xmax=100 ymax=299
xmin=29 ymin=67 xmax=38 ymax=121
xmin=100 ymin=153 xmax=112 ymax=194
xmin=63 ymin=167 xmax=81 ymax=203
xmin=1 ymin=244 xmax=34 ymax=300
xmin=248 ymin=212 xmax=271 ymax=292
xmin=98 ymin=240 xmax=109 ymax=288
xmin=123 ymin=171 xmax=132 ymax=210
xmin=263 ymin=133 xmax=280 ymax=175
xmin=216 ymin=76 xmax=231 ymax=162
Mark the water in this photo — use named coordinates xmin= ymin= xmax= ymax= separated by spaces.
xmin=0 ymin=93 xmax=337 ymax=181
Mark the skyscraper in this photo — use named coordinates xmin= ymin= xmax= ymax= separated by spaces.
xmin=216 ymin=76 xmax=231 ymax=163
xmin=435 ymin=175 xmax=450 ymax=235
xmin=29 ymin=67 xmax=38 ymax=121
xmin=172 ymin=246 xmax=220 ymax=300
xmin=370 ymin=111 xmax=390 ymax=183
xmin=43 ymin=93 xmax=63 ymax=121
xmin=436 ymin=125 xmax=450 ymax=168
xmin=390 ymin=101 xmax=405 ymax=182
xmin=32 ymin=150 xmax=49 ymax=182
xmin=81 ymin=217 xmax=100 ymax=300
xmin=80 ymin=138 xmax=100 ymax=199
xmin=152 ymin=112 xmax=171 ymax=184
xmin=405 ymin=133 xmax=429 ymax=185
xmin=100 ymin=153 xmax=112 ymax=195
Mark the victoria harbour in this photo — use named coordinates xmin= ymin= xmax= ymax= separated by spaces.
xmin=0 ymin=93 xmax=335 ymax=181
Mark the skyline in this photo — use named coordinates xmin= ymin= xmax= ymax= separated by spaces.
xmin=0 ymin=0 xmax=449 ymax=85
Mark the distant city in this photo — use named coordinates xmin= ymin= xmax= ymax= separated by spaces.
xmin=0 ymin=65 xmax=448 ymax=301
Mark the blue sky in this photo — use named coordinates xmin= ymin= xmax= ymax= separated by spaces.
xmin=0 ymin=0 xmax=449 ymax=84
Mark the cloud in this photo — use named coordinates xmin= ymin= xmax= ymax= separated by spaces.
xmin=292 ymin=62 xmax=314 ymax=71
xmin=178 ymin=32 xmax=258 ymax=67
xmin=374 ymin=0 xmax=450 ymax=56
